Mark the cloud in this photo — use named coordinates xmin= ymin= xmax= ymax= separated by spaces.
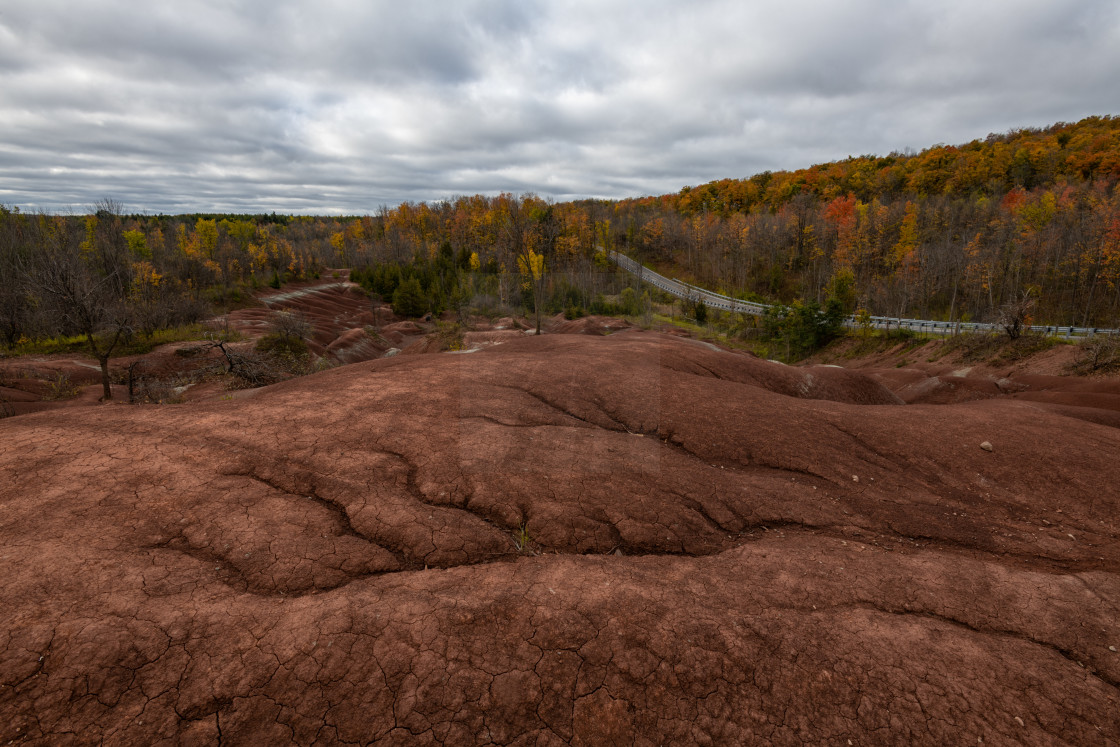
xmin=0 ymin=0 xmax=1117 ymax=213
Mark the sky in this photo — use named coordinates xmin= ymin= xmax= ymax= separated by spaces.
xmin=2 ymin=0 xmax=1119 ymax=215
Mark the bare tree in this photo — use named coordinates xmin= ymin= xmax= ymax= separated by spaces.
xmin=31 ymin=224 xmax=133 ymax=401
xmin=205 ymin=337 xmax=283 ymax=387
xmin=269 ymin=309 xmax=312 ymax=342
xmin=0 ymin=207 xmax=38 ymax=349
xmin=997 ymin=289 xmax=1036 ymax=340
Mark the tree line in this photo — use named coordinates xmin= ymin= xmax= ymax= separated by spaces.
xmin=3 ymin=115 xmax=1118 ymax=385
xmin=613 ymin=115 xmax=1120 ymax=328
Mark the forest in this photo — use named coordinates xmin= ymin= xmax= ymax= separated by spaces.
xmin=2 ymin=114 xmax=1119 ymax=361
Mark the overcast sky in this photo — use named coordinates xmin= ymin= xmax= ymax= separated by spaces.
xmin=1 ymin=0 xmax=1118 ymax=214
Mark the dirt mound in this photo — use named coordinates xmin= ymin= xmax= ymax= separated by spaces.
xmin=227 ymin=279 xmax=385 ymax=361
xmin=815 ymin=337 xmax=1120 ymax=412
xmin=550 ymin=315 xmax=632 ymax=335
xmin=879 ymin=371 xmax=1007 ymax=404
xmin=0 ymin=358 xmax=116 ymax=416
xmin=1 ymin=331 xmax=1117 ymax=743
xmin=461 ymin=329 xmax=528 ymax=348
xmin=323 ymin=328 xmax=389 ymax=365
xmin=489 ymin=316 xmax=529 ymax=331
xmin=863 ymin=366 xmax=1120 ymax=412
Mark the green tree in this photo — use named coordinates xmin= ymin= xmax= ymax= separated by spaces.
xmin=762 ymin=298 xmax=844 ymax=361
xmin=694 ymin=299 xmax=708 ymax=325
xmin=392 ymin=276 xmax=429 ymax=317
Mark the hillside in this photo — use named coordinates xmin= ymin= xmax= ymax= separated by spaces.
xmin=5 ymin=117 xmax=1119 ymax=365
xmin=1 ymin=330 xmax=1118 ymax=743
xmin=612 ymin=116 xmax=1120 ymax=330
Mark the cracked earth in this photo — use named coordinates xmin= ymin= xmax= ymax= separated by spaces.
xmin=1 ymin=330 xmax=1118 ymax=744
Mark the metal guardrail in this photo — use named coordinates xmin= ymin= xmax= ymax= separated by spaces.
xmin=606 ymin=250 xmax=1120 ymax=338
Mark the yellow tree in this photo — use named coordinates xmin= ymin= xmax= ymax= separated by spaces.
xmin=195 ymin=218 xmax=219 ymax=259
xmin=517 ymin=244 xmax=546 ymax=335
xmin=887 ymin=202 xmax=921 ymax=317
xmin=122 ymin=229 xmax=150 ymax=259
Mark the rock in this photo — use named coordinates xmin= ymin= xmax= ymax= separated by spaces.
xmin=980 ymin=441 xmax=994 ymax=452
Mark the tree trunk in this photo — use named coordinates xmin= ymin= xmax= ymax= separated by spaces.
xmin=86 ymin=327 xmax=123 ymax=402
xmin=534 ymin=280 xmax=543 ymax=335
xmin=98 ymin=354 xmax=112 ymax=401
xmin=948 ymin=275 xmax=959 ymax=327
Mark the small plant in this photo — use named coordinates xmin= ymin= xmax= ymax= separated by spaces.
xmin=854 ymin=308 xmax=874 ymax=339
xmin=44 ymin=371 xmax=81 ymax=400
xmin=513 ymin=523 xmax=533 ymax=553
xmin=434 ymin=321 xmax=464 ymax=352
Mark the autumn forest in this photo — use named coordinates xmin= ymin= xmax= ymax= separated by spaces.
xmin=2 ymin=115 xmax=1120 ymax=355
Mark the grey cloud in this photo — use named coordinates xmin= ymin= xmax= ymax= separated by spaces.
xmin=0 ymin=0 xmax=1117 ymax=213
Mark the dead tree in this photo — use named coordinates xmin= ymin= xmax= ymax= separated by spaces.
xmin=996 ymin=289 xmax=1036 ymax=340
xmin=31 ymin=236 xmax=133 ymax=401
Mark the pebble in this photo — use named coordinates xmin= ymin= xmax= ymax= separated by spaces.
xmin=1110 ymin=646 xmax=1117 ymax=652
xmin=980 ymin=441 xmax=993 ymax=452
xmin=851 ymin=475 xmax=859 ymax=483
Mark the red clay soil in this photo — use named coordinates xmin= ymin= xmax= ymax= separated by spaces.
xmin=0 ymin=275 xmax=400 ymax=413
xmin=811 ymin=338 xmax=1120 ymax=421
xmin=226 ymin=274 xmax=391 ymax=363
xmin=0 ymin=359 xmax=122 ymax=417
xmin=1 ymin=331 xmax=1118 ymax=744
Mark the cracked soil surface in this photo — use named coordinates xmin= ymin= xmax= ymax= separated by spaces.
xmin=1 ymin=330 xmax=1118 ymax=744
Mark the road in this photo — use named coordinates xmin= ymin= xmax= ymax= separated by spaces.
xmin=605 ymin=250 xmax=1119 ymax=338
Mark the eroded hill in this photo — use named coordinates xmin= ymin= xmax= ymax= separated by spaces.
xmin=1 ymin=331 xmax=1118 ymax=744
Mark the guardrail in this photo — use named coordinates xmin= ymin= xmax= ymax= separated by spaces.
xmin=606 ymin=250 xmax=1119 ymax=338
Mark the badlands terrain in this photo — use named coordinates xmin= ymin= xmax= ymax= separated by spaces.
xmin=1 ymin=278 xmax=1118 ymax=744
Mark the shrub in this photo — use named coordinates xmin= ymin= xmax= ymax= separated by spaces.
xmin=620 ymin=287 xmax=638 ymax=316
xmin=761 ymin=298 xmax=845 ymax=360
xmin=694 ymin=299 xmax=708 ymax=325
xmin=996 ymin=290 xmax=1036 ymax=339
xmin=392 ymin=277 xmax=429 ymax=317
xmin=1072 ymin=334 xmax=1120 ymax=373
xmin=255 ymin=333 xmax=309 ymax=361
xmin=269 ymin=310 xmax=312 ymax=343
xmin=44 ymin=371 xmax=81 ymax=400
xmin=996 ymin=333 xmax=1056 ymax=363
xmin=590 ymin=294 xmax=623 ymax=316
xmin=434 ymin=322 xmax=464 ymax=351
